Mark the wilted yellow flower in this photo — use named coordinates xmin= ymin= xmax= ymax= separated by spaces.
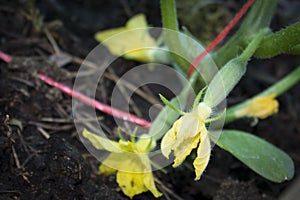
xmin=83 ymin=129 xmax=162 ymax=199
xmin=95 ymin=14 xmax=169 ymax=63
xmin=235 ymin=94 xmax=279 ymax=119
xmin=161 ymin=102 xmax=212 ymax=180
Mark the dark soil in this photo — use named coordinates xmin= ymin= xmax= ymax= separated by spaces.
xmin=0 ymin=1 xmax=299 ymax=200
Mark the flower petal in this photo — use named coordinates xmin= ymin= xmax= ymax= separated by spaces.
xmin=116 ymin=154 xmax=161 ymax=198
xmin=193 ymin=131 xmax=211 ymax=180
xmin=126 ymin=14 xmax=148 ymax=29
xmin=101 ymin=152 xmax=142 ymax=173
xmin=94 ymin=14 xmax=147 ymax=42
xmin=94 ymin=14 xmax=157 ymax=63
xmin=235 ymin=94 xmax=279 ymax=119
xmin=116 ymin=155 xmax=149 ymax=199
xmin=161 ymin=122 xmax=177 ymax=158
xmin=117 ymin=170 xmax=147 ymax=199
xmin=196 ymin=103 xmax=212 ymax=120
xmin=173 ymin=133 xmax=200 ymax=167
xmin=176 ymin=114 xmax=200 ymax=141
xmin=143 ymin=172 xmax=163 ymax=198
xmin=99 ymin=163 xmax=117 ymax=175
xmin=95 ymin=27 xmax=126 ymax=42
xmin=82 ymin=129 xmax=123 ymax=153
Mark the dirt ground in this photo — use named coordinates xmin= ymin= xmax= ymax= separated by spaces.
xmin=0 ymin=0 xmax=299 ymax=200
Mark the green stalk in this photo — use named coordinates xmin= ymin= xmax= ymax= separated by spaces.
xmin=160 ymin=0 xmax=190 ymax=70
xmin=225 ymin=67 xmax=300 ymax=123
xmin=254 ymin=22 xmax=300 ymax=58
xmin=160 ymin=0 xmax=178 ymax=31
xmin=240 ymin=29 xmax=270 ymax=61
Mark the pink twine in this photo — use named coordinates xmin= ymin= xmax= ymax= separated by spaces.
xmin=0 ymin=51 xmax=12 ymax=63
xmin=38 ymin=74 xmax=152 ymax=128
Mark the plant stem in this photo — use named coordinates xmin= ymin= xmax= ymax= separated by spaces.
xmin=225 ymin=67 xmax=300 ymax=123
xmin=240 ymin=29 xmax=269 ymax=61
xmin=160 ymin=0 xmax=189 ymax=70
xmin=160 ymin=0 xmax=178 ymax=32
xmin=286 ymin=44 xmax=300 ymax=55
xmin=254 ymin=22 xmax=300 ymax=58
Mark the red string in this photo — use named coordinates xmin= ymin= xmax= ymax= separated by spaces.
xmin=187 ymin=0 xmax=255 ymax=77
xmin=38 ymin=74 xmax=152 ymax=128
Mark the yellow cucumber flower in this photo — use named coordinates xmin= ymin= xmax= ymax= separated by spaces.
xmin=235 ymin=94 xmax=279 ymax=119
xmin=95 ymin=14 xmax=167 ymax=63
xmin=161 ymin=102 xmax=213 ymax=180
xmin=83 ymin=129 xmax=162 ymax=199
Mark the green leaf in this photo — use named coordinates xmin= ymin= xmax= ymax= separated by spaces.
xmin=203 ymin=57 xmax=247 ymax=107
xmin=214 ymin=130 xmax=294 ymax=183
xmin=192 ymin=86 xmax=206 ymax=111
xmin=159 ymin=94 xmax=185 ymax=115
